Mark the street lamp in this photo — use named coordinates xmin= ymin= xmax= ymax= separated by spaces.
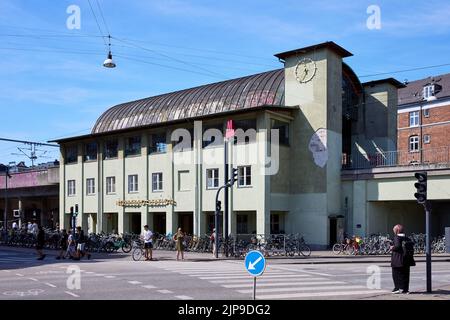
xmin=0 ymin=164 xmax=12 ymax=240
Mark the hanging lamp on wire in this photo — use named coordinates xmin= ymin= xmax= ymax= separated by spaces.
xmin=103 ymin=35 xmax=116 ymax=68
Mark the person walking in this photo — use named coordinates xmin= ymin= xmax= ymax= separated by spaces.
xmin=173 ymin=228 xmax=185 ymax=261
xmin=142 ymin=225 xmax=153 ymax=261
xmin=36 ymin=225 xmax=46 ymax=260
xmin=391 ymin=224 xmax=415 ymax=294
xmin=66 ymin=230 xmax=76 ymax=259
xmin=210 ymin=228 xmax=217 ymax=257
xmin=74 ymin=227 xmax=91 ymax=260
xmin=56 ymin=229 xmax=68 ymax=260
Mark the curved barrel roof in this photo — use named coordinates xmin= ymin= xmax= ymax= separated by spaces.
xmin=92 ymin=69 xmax=285 ymax=134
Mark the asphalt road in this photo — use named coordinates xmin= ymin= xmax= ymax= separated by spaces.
xmin=1 ymin=248 xmax=449 ymax=300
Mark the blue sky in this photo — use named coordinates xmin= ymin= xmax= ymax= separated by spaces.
xmin=1 ymin=0 xmax=450 ymax=165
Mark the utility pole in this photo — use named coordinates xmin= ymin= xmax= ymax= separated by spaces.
xmin=1 ymin=164 xmax=11 ymax=241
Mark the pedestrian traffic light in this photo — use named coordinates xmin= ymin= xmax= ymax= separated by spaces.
xmin=216 ymin=200 xmax=221 ymax=213
xmin=230 ymin=167 xmax=238 ymax=185
xmin=414 ymin=172 xmax=427 ymax=204
xmin=74 ymin=204 xmax=79 ymax=216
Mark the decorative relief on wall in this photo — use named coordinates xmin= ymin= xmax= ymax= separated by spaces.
xmin=117 ymin=199 xmax=177 ymax=207
xmin=308 ymin=128 xmax=328 ymax=168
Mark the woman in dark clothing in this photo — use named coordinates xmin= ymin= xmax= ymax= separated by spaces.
xmin=36 ymin=226 xmax=46 ymax=260
xmin=391 ymin=224 xmax=415 ymax=294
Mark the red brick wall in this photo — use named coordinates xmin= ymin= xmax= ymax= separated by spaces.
xmin=398 ymin=104 xmax=450 ymax=152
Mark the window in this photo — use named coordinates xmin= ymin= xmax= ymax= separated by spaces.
xmin=233 ymin=119 xmax=257 ymax=144
xmin=271 ymin=119 xmax=290 ymax=146
xmin=106 ymin=177 xmax=116 ymax=194
xmin=84 ymin=142 xmax=97 ymax=161
xmin=423 ymin=85 xmax=435 ymax=99
xmin=423 ymin=108 xmax=430 ymax=118
xmin=67 ymin=180 xmax=76 ymax=196
xmin=178 ymin=170 xmax=190 ymax=191
xmin=238 ymin=166 xmax=252 ymax=187
xmin=86 ymin=178 xmax=95 ymax=195
xmin=409 ymin=136 xmax=419 ymax=152
xmin=271 ymin=214 xmax=281 ymax=234
xmin=65 ymin=146 xmax=78 ymax=164
xmin=128 ymin=175 xmax=139 ymax=193
xmin=149 ymin=133 xmax=167 ymax=154
xmin=104 ymin=140 xmax=118 ymax=159
xmin=152 ymin=173 xmax=163 ymax=192
xmin=423 ymin=134 xmax=431 ymax=144
xmin=125 ymin=136 xmax=141 ymax=157
xmin=409 ymin=111 xmax=419 ymax=127
xmin=206 ymin=168 xmax=219 ymax=189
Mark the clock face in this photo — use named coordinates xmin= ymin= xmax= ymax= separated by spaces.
xmin=295 ymin=58 xmax=317 ymax=83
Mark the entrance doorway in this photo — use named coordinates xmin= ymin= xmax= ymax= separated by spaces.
xmin=153 ymin=213 xmax=166 ymax=234
xmin=178 ymin=212 xmax=193 ymax=235
xmin=129 ymin=213 xmax=141 ymax=234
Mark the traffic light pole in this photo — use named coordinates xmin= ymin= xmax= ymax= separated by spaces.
xmin=224 ymin=140 xmax=229 ymax=257
xmin=425 ymin=201 xmax=432 ymax=293
xmin=214 ymin=185 xmax=227 ymax=259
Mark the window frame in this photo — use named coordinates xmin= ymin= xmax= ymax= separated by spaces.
xmin=65 ymin=146 xmax=78 ymax=164
xmin=409 ymin=135 xmax=420 ymax=152
xmin=152 ymin=172 xmax=163 ymax=192
xmin=423 ymin=108 xmax=430 ymax=118
xmin=86 ymin=178 xmax=96 ymax=196
xmin=409 ymin=111 xmax=419 ymax=127
xmin=84 ymin=142 xmax=98 ymax=162
xmin=104 ymin=139 xmax=119 ymax=160
xmin=149 ymin=132 xmax=167 ymax=154
xmin=206 ymin=168 xmax=219 ymax=190
xmin=237 ymin=166 xmax=252 ymax=188
xmin=423 ymin=85 xmax=435 ymax=99
xmin=106 ymin=176 xmax=116 ymax=195
xmin=125 ymin=136 xmax=142 ymax=157
xmin=128 ymin=174 xmax=139 ymax=193
xmin=67 ymin=180 xmax=76 ymax=197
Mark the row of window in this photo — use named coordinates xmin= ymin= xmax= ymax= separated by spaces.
xmin=67 ymin=166 xmax=252 ymax=196
xmin=408 ymin=109 xmax=430 ymax=127
xmin=409 ymin=135 xmax=431 ymax=152
xmin=65 ymin=119 xmax=290 ymax=164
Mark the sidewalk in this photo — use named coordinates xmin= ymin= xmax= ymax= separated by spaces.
xmin=367 ymin=285 xmax=450 ymax=300
xmin=2 ymin=245 xmax=449 ymax=264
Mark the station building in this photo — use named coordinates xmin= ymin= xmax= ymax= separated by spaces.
xmin=54 ymin=41 xmax=410 ymax=248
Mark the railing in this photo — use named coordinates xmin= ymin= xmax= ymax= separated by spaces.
xmin=342 ymin=146 xmax=450 ymax=169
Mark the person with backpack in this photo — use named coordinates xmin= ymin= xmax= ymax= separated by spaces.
xmin=390 ymin=224 xmax=415 ymax=294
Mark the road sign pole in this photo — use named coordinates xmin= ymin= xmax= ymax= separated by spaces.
xmin=253 ymin=277 xmax=256 ymax=300
xmin=425 ymin=202 xmax=432 ymax=293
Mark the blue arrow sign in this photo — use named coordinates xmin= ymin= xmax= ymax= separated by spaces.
xmin=245 ymin=250 xmax=266 ymax=277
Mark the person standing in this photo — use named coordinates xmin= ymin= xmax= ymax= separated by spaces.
xmin=173 ymin=228 xmax=185 ymax=261
xmin=27 ymin=222 xmax=32 ymax=233
xmin=36 ymin=225 xmax=46 ymax=260
xmin=32 ymin=221 xmax=38 ymax=235
xmin=66 ymin=230 xmax=76 ymax=259
xmin=56 ymin=229 xmax=68 ymax=260
xmin=142 ymin=225 xmax=153 ymax=261
xmin=391 ymin=224 xmax=415 ymax=294
xmin=12 ymin=221 xmax=18 ymax=231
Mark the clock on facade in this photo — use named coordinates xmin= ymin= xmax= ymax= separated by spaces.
xmin=295 ymin=58 xmax=317 ymax=83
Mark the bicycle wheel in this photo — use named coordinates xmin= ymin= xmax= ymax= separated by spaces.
xmin=121 ymin=242 xmax=132 ymax=253
xmin=104 ymin=242 xmax=115 ymax=253
xmin=332 ymin=243 xmax=342 ymax=254
xmin=299 ymin=244 xmax=311 ymax=257
xmin=132 ymin=248 xmax=143 ymax=261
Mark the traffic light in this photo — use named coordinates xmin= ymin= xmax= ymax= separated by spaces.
xmin=216 ymin=200 xmax=221 ymax=213
xmin=230 ymin=167 xmax=238 ymax=185
xmin=70 ymin=206 xmax=74 ymax=216
xmin=414 ymin=172 xmax=427 ymax=204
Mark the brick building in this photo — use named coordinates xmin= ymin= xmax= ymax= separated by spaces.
xmin=398 ymin=73 xmax=450 ymax=164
